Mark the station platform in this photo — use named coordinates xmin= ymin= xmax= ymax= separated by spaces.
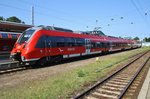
xmin=138 ymin=66 xmax=150 ymax=99
xmin=0 ymin=54 xmax=10 ymax=61
xmin=0 ymin=59 xmax=12 ymax=63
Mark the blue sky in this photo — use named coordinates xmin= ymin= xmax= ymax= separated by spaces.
xmin=0 ymin=0 xmax=150 ymax=39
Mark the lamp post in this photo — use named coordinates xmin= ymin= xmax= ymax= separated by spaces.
xmin=31 ymin=6 xmax=34 ymax=25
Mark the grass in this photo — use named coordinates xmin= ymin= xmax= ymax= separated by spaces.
xmin=0 ymin=47 xmax=150 ymax=99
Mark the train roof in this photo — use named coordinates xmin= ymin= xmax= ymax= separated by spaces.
xmin=30 ymin=26 xmax=134 ymax=43
xmin=37 ymin=25 xmax=73 ymax=33
xmin=37 ymin=25 xmax=107 ymax=37
xmin=0 ymin=21 xmax=33 ymax=32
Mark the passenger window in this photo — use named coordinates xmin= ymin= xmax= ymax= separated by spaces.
xmin=35 ymin=36 xmax=46 ymax=48
xmin=76 ymin=38 xmax=85 ymax=46
xmin=12 ymin=34 xmax=17 ymax=39
xmin=66 ymin=38 xmax=75 ymax=47
xmin=56 ymin=37 xmax=65 ymax=47
xmin=1 ymin=33 xmax=8 ymax=38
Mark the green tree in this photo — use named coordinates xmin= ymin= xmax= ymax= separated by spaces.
xmin=133 ymin=37 xmax=139 ymax=40
xmin=148 ymin=37 xmax=150 ymax=42
xmin=0 ymin=16 xmax=5 ymax=21
xmin=22 ymin=21 xmax=25 ymax=24
xmin=6 ymin=16 xmax=22 ymax=23
xmin=143 ymin=37 xmax=150 ymax=42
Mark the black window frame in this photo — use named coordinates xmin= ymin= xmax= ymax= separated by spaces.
xmin=36 ymin=35 xmax=86 ymax=48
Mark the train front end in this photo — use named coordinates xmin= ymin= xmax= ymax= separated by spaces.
xmin=10 ymin=28 xmax=36 ymax=63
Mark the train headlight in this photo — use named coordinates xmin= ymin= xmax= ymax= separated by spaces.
xmin=17 ymin=50 xmax=21 ymax=53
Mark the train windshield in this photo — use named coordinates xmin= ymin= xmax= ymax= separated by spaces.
xmin=18 ymin=29 xmax=35 ymax=44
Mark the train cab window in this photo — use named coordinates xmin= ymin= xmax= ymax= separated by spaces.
xmin=1 ymin=33 xmax=8 ymax=38
xmin=18 ymin=29 xmax=35 ymax=44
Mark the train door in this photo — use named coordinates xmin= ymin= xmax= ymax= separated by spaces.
xmin=85 ymin=39 xmax=91 ymax=54
xmin=44 ymin=36 xmax=51 ymax=61
xmin=109 ymin=41 xmax=113 ymax=51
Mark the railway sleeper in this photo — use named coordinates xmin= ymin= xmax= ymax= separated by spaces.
xmin=105 ymin=83 xmax=125 ymax=88
xmin=96 ymin=89 xmax=121 ymax=96
xmin=0 ymin=62 xmax=20 ymax=70
xmin=110 ymin=78 xmax=129 ymax=82
xmin=132 ymin=83 xmax=139 ymax=86
xmin=90 ymin=92 xmax=118 ymax=99
xmin=107 ymin=80 xmax=128 ymax=85
xmin=113 ymin=76 xmax=130 ymax=80
xmin=127 ymin=89 xmax=136 ymax=93
xmin=117 ymin=74 xmax=131 ymax=77
xmin=129 ymin=86 xmax=137 ymax=89
xmin=85 ymin=96 xmax=97 ymax=99
xmin=125 ymin=93 xmax=134 ymax=96
xmin=101 ymin=86 xmax=123 ymax=91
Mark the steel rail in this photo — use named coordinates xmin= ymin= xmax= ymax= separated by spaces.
xmin=118 ymin=56 xmax=150 ymax=99
xmin=73 ymin=50 xmax=149 ymax=99
xmin=0 ymin=61 xmax=26 ymax=74
xmin=0 ymin=49 xmax=143 ymax=75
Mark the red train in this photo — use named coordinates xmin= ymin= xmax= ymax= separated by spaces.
xmin=0 ymin=31 xmax=20 ymax=54
xmin=10 ymin=26 xmax=141 ymax=65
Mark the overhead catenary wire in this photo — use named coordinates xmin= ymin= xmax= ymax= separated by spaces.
xmin=130 ymin=0 xmax=150 ymax=28
xmin=1 ymin=0 xmax=134 ymax=31
xmin=0 ymin=3 xmax=30 ymax=13
xmin=1 ymin=0 xmax=149 ymax=38
xmin=0 ymin=2 xmax=87 ymax=28
xmin=16 ymin=0 xmax=118 ymax=30
xmin=15 ymin=0 xmax=92 ymax=27
xmin=0 ymin=3 xmax=30 ymax=21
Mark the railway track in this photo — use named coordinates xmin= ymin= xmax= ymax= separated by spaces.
xmin=0 ymin=50 xmax=135 ymax=75
xmin=73 ymin=50 xmax=150 ymax=99
xmin=0 ymin=50 xmax=148 ymax=75
xmin=0 ymin=61 xmax=26 ymax=74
